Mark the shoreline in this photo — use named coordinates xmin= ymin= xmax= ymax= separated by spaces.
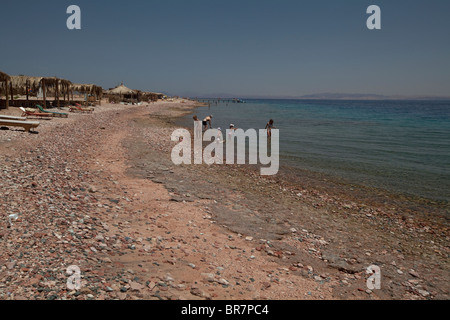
xmin=0 ymin=101 xmax=448 ymax=300
xmin=123 ymin=101 xmax=449 ymax=299
xmin=177 ymin=102 xmax=449 ymax=220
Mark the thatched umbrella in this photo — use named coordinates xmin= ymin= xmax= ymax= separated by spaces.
xmin=72 ymin=83 xmax=103 ymax=105
xmin=72 ymin=84 xmax=103 ymax=96
xmin=40 ymin=77 xmax=72 ymax=108
xmin=106 ymin=83 xmax=138 ymax=102
xmin=141 ymin=91 xmax=165 ymax=102
xmin=2 ymin=74 xmax=72 ymax=108
xmin=9 ymin=76 xmax=43 ymax=100
xmin=106 ymin=84 xmax=136 ymax=95
xmin=0 ymin=71 xmax=11 ymax=109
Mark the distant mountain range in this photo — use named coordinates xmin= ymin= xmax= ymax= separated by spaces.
xmin=293 ymin=93 xmax=450 ymax=101
xmin=184 ymin=92 xmax=450 ymax=101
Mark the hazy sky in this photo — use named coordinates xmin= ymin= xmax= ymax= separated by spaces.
xmin=1 ymin=0 xmax=449 ymax=97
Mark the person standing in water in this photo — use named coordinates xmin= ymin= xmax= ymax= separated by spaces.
xmin=265 ymin=119 xmax=276 ymax=137
xmin=203 ymin=115 xmax=213 ymax=131
xmin=228 ymin=124 xmax=238 ymax=140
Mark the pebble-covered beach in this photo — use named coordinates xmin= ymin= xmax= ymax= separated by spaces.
xmin=0 ymin=101 xmax=448 ymax=300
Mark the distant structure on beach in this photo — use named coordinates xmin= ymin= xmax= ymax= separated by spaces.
xmin=0 ymin=71 xmax=11 ymax=109
xmin=194 ymin=97 xmax=245 ymax=104
xmin=104 ymin=83 xmax=166 ymax=104
xmin=0 ymin=71 xmax=79 ymax=109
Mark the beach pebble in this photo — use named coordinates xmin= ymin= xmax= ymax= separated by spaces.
xmin=409 ymin=270 xmax=420 ymax=278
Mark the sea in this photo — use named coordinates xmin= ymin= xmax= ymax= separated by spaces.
xmin=179 ymin=99 xmax=450 ymax=205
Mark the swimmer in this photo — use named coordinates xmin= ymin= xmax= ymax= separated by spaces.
xmin=203 ymin=115 xmax=213 ymax=131
xmin=265 ymin=119 xmax=276 ymax=137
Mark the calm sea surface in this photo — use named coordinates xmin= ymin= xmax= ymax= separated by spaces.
xmin=180 ymin=99 xmax=450 ymax=203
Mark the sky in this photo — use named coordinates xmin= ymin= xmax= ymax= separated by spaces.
xmin=1 ymin=0 xmax=449 ymax=98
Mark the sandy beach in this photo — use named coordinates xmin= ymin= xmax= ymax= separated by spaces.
xmin=0 ymin=100 xmax=448 ymax=300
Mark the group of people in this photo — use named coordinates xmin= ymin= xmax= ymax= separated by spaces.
xmin=193 ymin=115 xmax=276 ymax=138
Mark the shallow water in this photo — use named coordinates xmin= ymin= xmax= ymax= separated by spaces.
xmin=180 ymin=99 xmax=450 ymax=203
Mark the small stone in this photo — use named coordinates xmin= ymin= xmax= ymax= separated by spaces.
xmin=190 ymin=288 xmax=203 ymax=297
xmin=262 ymin=282 xmax=271 ymax=289
xmin=409 ymin=270 xmax=420 ymax=278
xmin=418 ymin=289 xmax=430 ymax=297
xmin=201 ymin=273 xmax=215 ymax=282
xmin=5 ymin=261 xmax=16 ymax=270
xmin=129 ymin=281 xmax=145 ymax=291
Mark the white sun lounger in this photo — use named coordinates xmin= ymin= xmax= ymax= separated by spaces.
xmin=0 ymin=119 xmax=40 ymax=132
xmin=0 ymin=115 xmax=28 ymax=121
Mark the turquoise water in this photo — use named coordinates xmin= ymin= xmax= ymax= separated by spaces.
xmin=182 ymin=99 xmax=450 ymax=203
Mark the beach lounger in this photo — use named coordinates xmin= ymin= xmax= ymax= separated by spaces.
xmin=20 ymin=107 xmax=53 ymax=119
xmin=0 ymin=115 xmax=27 ymax=121
xmin=0 ymin=119 xmax=40 ymax=132
xmin=36 ymin=105 xmax=69 ymax=118
xmin=69 ymin=104 xmax=94 ymax=114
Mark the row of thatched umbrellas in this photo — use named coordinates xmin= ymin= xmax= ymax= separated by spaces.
xmin=0 ymin=71 xmax=165 ymax=109
xmin=0 ymin=72 xmax=101 ymax=109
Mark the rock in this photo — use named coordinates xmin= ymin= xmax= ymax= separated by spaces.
xmin=262 ymin=282 xmax=271 ymax=290
xmin=129 ymin=281 xmax=145 ymax=291
xmin=190 ymin=287 xmax=203 ymax=297
xmin=201 ymin=273 xmax=215 ymax=282
xmin=5 ymin=261 xmax=16 ymax=270
xmin=409 ymin=270 xmax=420 ymax=278
xmin=322 ymin=252 xmax=360 ymax=274
xmin=418 ymin=289 xmax=430 ymax=297
xmin=147 ymin=282 xmax=156 ymax=290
